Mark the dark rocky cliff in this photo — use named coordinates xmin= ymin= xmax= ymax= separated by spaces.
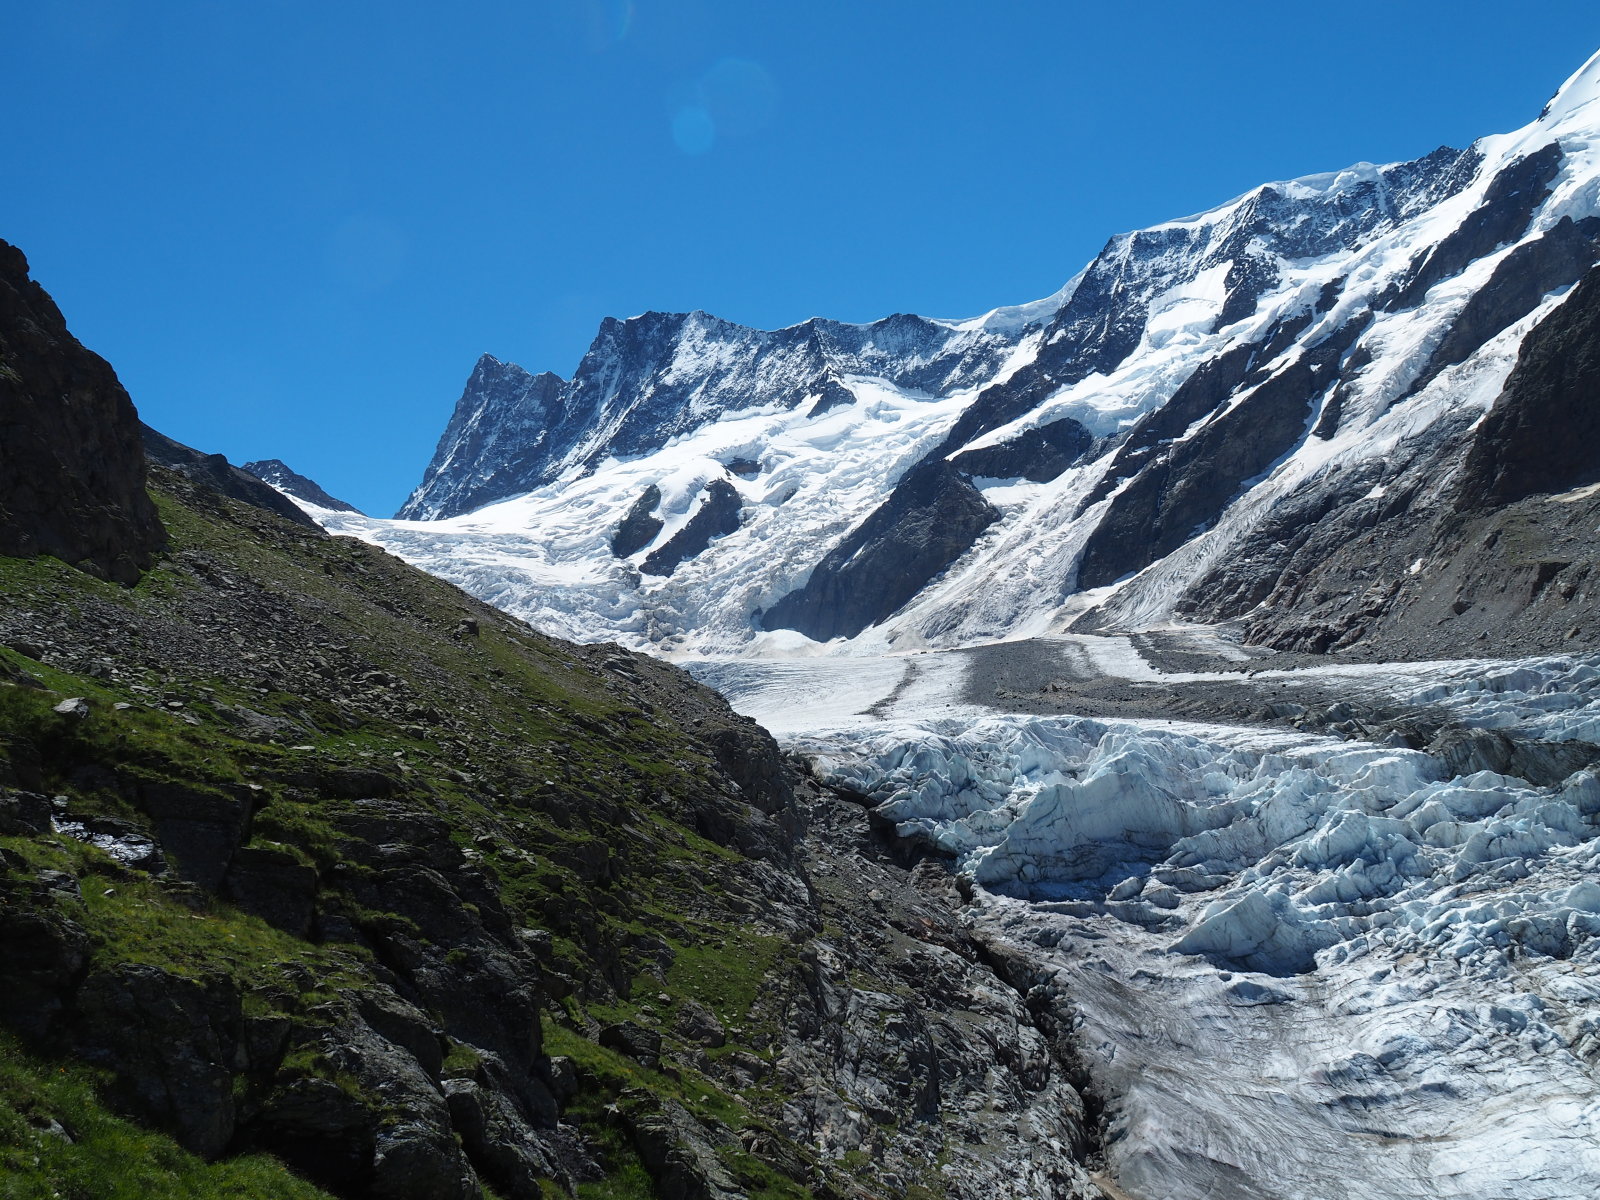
xmin=0 ymin=239 xmax=165 ymax=583
xmin=762 ymin=461 xmax=1001 ymax=643
xmin=1174 ymin=265 xmax=1600 ymax=659
xmin=1459 ymin=263 xmax=1600 ymax=508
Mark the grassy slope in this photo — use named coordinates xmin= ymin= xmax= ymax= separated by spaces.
xmin=0 ymin=470 xmax=834 ymax=1199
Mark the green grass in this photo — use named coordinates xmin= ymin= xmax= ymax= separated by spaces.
xmin=0 ymin=835 xmax=370 ymax=1007
xmin=666 ymin=932 xmax=789 ymax=1026
xmin=0 ymin=1030 xmax=332 ymax=1200
xmin=573 ymin=1128 xmax=657 ymax=1200
xmin=0 ymin=472 xmax=846 ymax=1199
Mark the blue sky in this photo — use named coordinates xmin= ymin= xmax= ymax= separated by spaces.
xmin=6 ymin=1 xmax=1599 ymax=515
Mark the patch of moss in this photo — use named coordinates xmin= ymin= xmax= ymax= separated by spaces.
xmin=666 ymin=931 xmax=789 ymax=1026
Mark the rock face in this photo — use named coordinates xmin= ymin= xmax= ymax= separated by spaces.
xmin=243 ymin=459 xmax=363 ymax=514
xmin=397 ymin=354 xmax=567 ymax=520
xmin=1075 ymin=318 xmax=1366 ymax=590
xmin=762 ymin=460 xmax=1000 ymax=642
xmin=640 ymin=479 xmax=743 ymax=576
xmin=949 ymin=416 xmax=1096 ymax=483
xmin=1173 ymin=262 xmax=1600 ymax=660
xmin=610 ymin=484 xmax=664 ymax=558
xmin=1459 ymin=263 xmax=1600 ymax=508
xmin=0 ymin=238 xmax=164 ymax=582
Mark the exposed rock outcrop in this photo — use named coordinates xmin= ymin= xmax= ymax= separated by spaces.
xmin=762 ymin=460 xmax=1000 ymax=642
xmin=397 ymin=354 xmax=567 ymax=519
xmin=1076 ymin=319 xmax=1366 ymax=591
xmin=1459 ymin=263 xmax=1600 ymax=508
xmin=0 ymin=238 xmax=165 ymax=582
xmin=1174 ymin=266 xmax=1600 ymax=658
xmin=640 ymin=480 xmax=743 ymax=576
xmin=611 ymin=484 xmax=664 ymax=557
xmin=950 ymin=417 xmax=1095 ymax=483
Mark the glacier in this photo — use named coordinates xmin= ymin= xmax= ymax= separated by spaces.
xmin=707 ymin=640 xmax=1600 ymax=1200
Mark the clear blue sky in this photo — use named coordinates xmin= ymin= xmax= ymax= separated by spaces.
xmin=6 ymin=1 xmax=1599 ymax=515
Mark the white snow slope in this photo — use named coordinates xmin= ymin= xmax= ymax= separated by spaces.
xmin=314 ymin=50 xmax=1600 ymax=658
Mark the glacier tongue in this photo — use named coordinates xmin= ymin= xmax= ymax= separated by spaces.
xmin=722 ymin=645 xmax=1600 ymax=1200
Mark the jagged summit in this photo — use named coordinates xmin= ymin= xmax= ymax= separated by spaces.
xmin=244 ymin=458 xmax=363 ymax=514
xmin=346 ymin=48 xmax=1600 ymax=663
xmin=397 ymin=303 xmax=1046 ymax=521
xmin=395 ymin=354 xmax=567 ymax=520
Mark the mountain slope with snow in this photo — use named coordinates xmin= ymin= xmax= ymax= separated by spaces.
xmin=330 ymin=50 xmax=1600 ymax=663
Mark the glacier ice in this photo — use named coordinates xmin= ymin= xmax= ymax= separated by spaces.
xmin=747 ymin=644 xmax=1600 ymax=1200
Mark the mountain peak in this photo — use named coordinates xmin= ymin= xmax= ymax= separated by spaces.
xmin=396 ymin=355 xmax=569 ymax=519
xmin=243 ymin=458 xmax=363 ymax=514
xmin=1541 ymin=45 xmax=1600 ymax=123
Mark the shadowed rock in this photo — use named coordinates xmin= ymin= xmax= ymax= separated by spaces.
xmin=0 ymin=238 xmax=165 ymax=582
xmin=641 ymin=479 xmax=743 ymax=576
xmin=951 ymin=417 xmax=1094 ymax=483
xmin=763 ymin=459 xmax=999 ymax=641
xmin=142 ymin=425 xmax=320 ymax=530
xmin=1459 ymin=264 xmax=1600 ymax=507
xmin=611 ymin=483 xmax=664 ymax=557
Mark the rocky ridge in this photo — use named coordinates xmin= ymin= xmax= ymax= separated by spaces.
xmin=0 ymin=248 xmax=1107 ymax=1199
xmin=245 ymin=459 xmax=364 ymax=515
xmin=398 ymin=309 xmax=1040 ymax=522
xmin=0 ymin=238 xmax=165 ymax=584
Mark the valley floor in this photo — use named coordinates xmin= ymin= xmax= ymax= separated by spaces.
xmin=683 ymin=630 xmax=1600 ymax=1200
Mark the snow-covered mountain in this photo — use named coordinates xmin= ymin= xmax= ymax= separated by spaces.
xmin=333 ymin=50 xmax=1600 ymax=662
xmin=397 ymin=303 xmax=1052 ymax=521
